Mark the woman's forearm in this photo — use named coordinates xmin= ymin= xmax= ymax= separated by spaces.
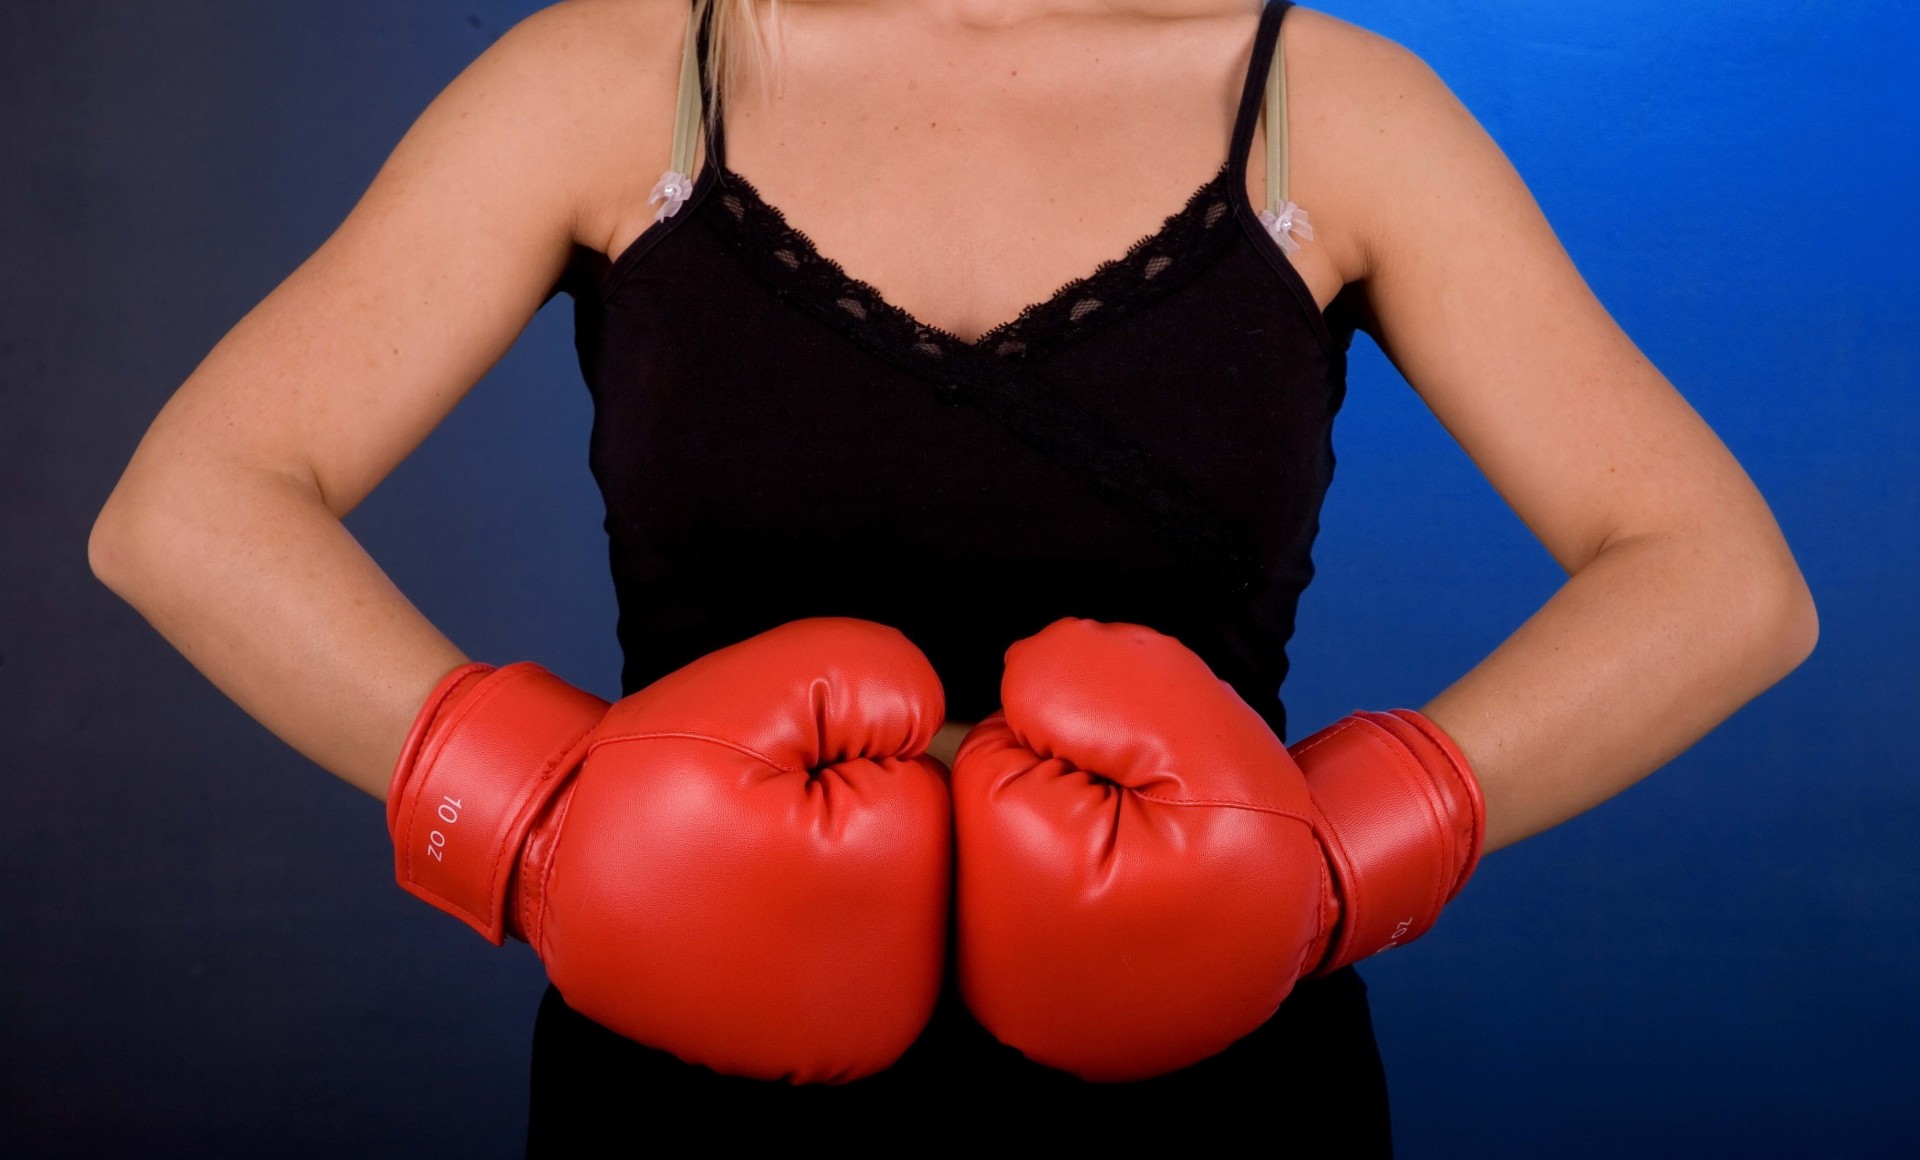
xmin=1418 ymin=530 xmax=1819 ymax=854
xmin=88 ymin=463 xmax=469 ymax=801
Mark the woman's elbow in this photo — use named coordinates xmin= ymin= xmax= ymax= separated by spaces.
xmin=87 ymin=486 xmax=147 ymax=596
xmin=1753 ymin=563 xmax=1820 ymax=679
xmin=88 ymin=475 xmax=191 ymax=600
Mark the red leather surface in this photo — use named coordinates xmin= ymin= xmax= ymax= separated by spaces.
xmin=386 ymin=662 xmax=609 ymax=945
xmin=952 ymin=617 xmax=1487 ymax=1082
xmin=535 ymin=616 xmax=952 ymax=1084
xmin=951 ymin=617 xmax=1329 ymax=1082
xmin=1289 ymin=708 xmax=1486 ymax=975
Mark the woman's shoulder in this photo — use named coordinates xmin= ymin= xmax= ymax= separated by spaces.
xmin=489 ymin=0 xmax=697 ymax=262
xmin=1275 ymin=5 xmax=1495 ymax=292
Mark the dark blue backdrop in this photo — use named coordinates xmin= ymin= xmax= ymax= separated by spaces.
xmin=4 ymin=1 xmax=1913 ymax=1155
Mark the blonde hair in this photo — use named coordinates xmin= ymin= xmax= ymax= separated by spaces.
xmin=699 ymin=0 xmax=786 ymax=136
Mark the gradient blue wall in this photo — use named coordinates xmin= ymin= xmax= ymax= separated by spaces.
xmin=3 ymin=1 xmax=1913 ymax=1154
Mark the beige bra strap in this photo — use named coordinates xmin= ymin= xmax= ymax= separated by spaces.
xmin=1255 ymin=5 xmax=1312 ymax=254
xmin=668 ymin=0 xmax=708 ymax=180
xmin=1264 ymin=4 xmax=1291 ymax=213
xmin=649 ymin=0 xmax=710 ymax=220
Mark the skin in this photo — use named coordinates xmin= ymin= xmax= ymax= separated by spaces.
xmin=88 ymin=0 xmax=1817 ymax=856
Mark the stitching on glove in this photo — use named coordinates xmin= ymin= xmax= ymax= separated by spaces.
xmin=586 ymin=729 xmax=803 ymax=775
xmin=1286 ymin=715 xmax=1360 ymax=762
xmin=479 ymin=715 xmax=602 ymax=939
xmin=387 ymin=662 xmax=493 ymax=845
xmin=1301 ymin=832 xmax=1340 ymax=977
xmin=1292 ymin=717 xmax=1368 ymax=969
xmin=402 ymin=665 xmax=537 ymax=898
xmin=1392 ymin=709 xmax=1487 ymax=898
xmin=400 ymin=669 xmax=505 ymax=892
xmin=531 ymin=775 xmax=582 ymax=957
xmin=1126 ymin=790 xmax=1319 ymax=828
xmin=1309 ymin=728 xmax=1366 ymax=965
xmin=1353 ymin=714 xmax=1451 ymax=936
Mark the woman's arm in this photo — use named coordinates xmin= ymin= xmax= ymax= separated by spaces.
xmin=1287 ymin=12 xmax=1818 ymax=853
xmin=86 ymin=0 xmax=685 ymax=800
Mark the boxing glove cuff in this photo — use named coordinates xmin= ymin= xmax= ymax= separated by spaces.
xmin=386 ymin=661 xmax=609 ymax=945
xmin=1289 ymin=709 xmax=1486 ymax=976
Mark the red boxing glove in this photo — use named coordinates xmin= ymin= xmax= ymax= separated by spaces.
xmin=386 ymin=616 xmax=952 ymax=1084
xmin=951 ymin=617 xmax=1484 ymax=1082
xmin=1286 ymin=705 xmax=1486 ymax=975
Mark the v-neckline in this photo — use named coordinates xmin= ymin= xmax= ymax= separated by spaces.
xmin=711 ymin=156 xmax=1239 ymax=352
xmin=696 ymin=154 xmax=1246 ymax=372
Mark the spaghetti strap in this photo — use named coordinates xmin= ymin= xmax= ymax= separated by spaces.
xmin=692 ymin=0 xmax=724 ymax=169
xmin=1227 ymin=0 xmax=1289 ymax=173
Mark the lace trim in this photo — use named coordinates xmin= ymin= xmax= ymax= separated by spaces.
xmin=702 ymin=160 xmax=1245 ymax=368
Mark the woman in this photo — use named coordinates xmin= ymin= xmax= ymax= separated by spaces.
xmin=88 ymin=0 xmax=1818 ymax=1152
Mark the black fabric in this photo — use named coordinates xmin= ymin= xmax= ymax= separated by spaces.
xmin=536 ymin=0 xmax=1387 ymax=1148
xmin=528 ymin=967 xmax=1390 ymax=1155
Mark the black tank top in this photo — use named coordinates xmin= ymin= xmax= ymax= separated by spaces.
xmin=529 ymin=2 xmax=1389 ymax=1152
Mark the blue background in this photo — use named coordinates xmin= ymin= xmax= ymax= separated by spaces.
xmin=3 ymin=1 xmax=1913 ymax=1154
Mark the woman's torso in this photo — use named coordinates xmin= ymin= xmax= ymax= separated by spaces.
xmin=531 ymin=0 xmax=1389 ymax=1151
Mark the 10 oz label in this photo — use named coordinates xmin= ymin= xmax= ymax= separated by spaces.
xmin=425 ymin=795 xmax=463 ymax=862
